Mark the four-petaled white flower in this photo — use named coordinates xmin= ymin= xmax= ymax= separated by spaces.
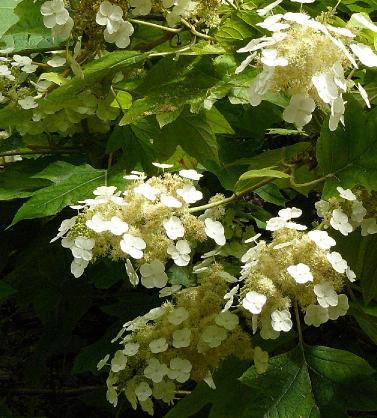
xmin=254 ymin=346 xmax=269 ymax=374
xmin=152 ymin=162 xmax=174 ymax=169
xmin=168 ymin=307 xmax=189 ymax=325
xmin=163 ymin=216 xmax=185 ymax=240
xmin=337 ymin=186 xmax=357 ymax=201
xmin=242 ymin=291 xmax=267 ymax=314
xmin=315 ymin=200 xmax=329 ymax=217
xmin=178 ymin=169 xmax=203 ymax=181
xmin=134 ymin=183 xmax=161 ymax=201
xmin=167 ymin=358 xmax=192 ymax=383
xmin=201 ymin=325 xmax=228 ymax=348
xmin=135 ymin=381 xmax=152 ymax=401
xmin=50 ymin=216 xmax=76 ymax=242
xmin=96 ymin=1 xmax=123 ymax=34
xmin=108 ymin=216 xmax=129 ymax=235
xmin=72 ymin=236 xmax=95 ymax=261
xmin=176 ymin=185 xmax=203 ymax=204
xmin=271 ymin=309 xmax=293 ymax=332
xmin=104 ymin=20 xmax=134 ymax=49
xmin=308 ymin=230 xmax=336 ymax=250
xmin=328 ymin=294 xmax=349 ymax=320
xmin=351 ymin=200 xmax=367 ymax=223
xmin=71 ymin=258 xmax=89 ymax=278
xmin=144 ymin=358 xmax=169 ymax=383
xmin=11 ymin=55 xmax=37 ymax=73
xmin=361 ymin=218 xmax=377 ymax=236
xmin=346 ymin=267 xmax=356 ymax=282
xmin=167 ymin=240 xmax=191 ymax=266
xmin=129 ymin=0 xmax=152 ymax=16
xmin=111 ymin=350 xmax=128 ymax=372
xmin=261 ymin=48 xmax=288 ymax=67
xmin=287 ymin=263 xmax=313 ymax=284
xmin=330 ymin=209 xmax=353 ymax=236
xmin=327 ymin=251 xmax=348 ymax=273
xmin=160 ymin=194 xmax=183 ymax=208
xmin=41 ymin=0 xmax=70 ymax=28
xmin=223 ymin=285 xmax=239 ymax=312
xmin=0 ymin=65 xmax=15 ymax=81
xmin=123 ymin=342 xmax=140 ymax=356
xmin=204 ymin=218 xmax=226 ymax=246
xmin=140 ymin=260 xmax=168 ymax=288
xmin=215 ymin=311 xmax=239 ymax=331
xmin=159 ymin=284 xmax=182 ymax=298
xmin=172 ymin=328 xmax=191 ymax=348
xmin=86 ymin=214 xmax=109 ymax=233
xmin=120 ymin=233 xmax=146 ymax=259
xmin=314 ymin=282 xmax=339 ymax=308
xmin=350 ymin=42 xmax=377 ymax=67
xmin=153 ymin=380 xmax=176 ymax=404
xmin=18 ymin=96 xmax=38 ymax=109
xmin=278 ymin=207 xmax=302 ymax=220
xmin=304 ymin=304 xmax=329 ymax=327
xmin=282 ymin=94 xmax=316 ymax=127
xmin=149 ymin=337 xmax=168 ymax=354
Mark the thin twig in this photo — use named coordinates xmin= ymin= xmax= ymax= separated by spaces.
xmin=180 ymin=18 xmax=216 ymax=41
xmin=130 ymin=18 xmax=182 ymax=33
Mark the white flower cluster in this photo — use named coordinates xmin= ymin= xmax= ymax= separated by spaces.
xmin=316 ymin=187 xmax=377 ymax=237
xmin=236 ymin=207 xmax=352 ymax=338
xmin=41 ymin=0 xmax=73 ymax=40
xmin=98 ymin=265 xmax=253 ymax=414
xmin=51 ymin=169 xmax=227 ymax=286
xmin=96 ymin=1 xmax=134 ymax=48
xmin=164 ymin=0 xmax=198 ymax=27
xmin=237 ymin=5 xmax=377 ymax=130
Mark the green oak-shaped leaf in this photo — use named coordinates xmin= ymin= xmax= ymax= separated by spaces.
xmin=240 ymin=344 xmax=377 ymax=418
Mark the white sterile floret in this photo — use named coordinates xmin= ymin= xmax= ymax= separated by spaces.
xmin=223 ymin=285 xmax=239 ymax=312
xmin=254 ymin=346 xmax=269 ymax=374
xmin=163 ymin=216 xmax=185 ymax=240
xmin=271 ymin=309 xmax=293 ymax=332
xmin=257 ymin=14 xmax=290 ymax=32
xmin=328 ymin=294 xmax=349 ymax=320
xmin=265 ymin=216 xmax=287 ymax=231
xmin=152 ymin=162 xmax=174 ymax=169
xmin=315 ymin=200 xmax=329 ymax=217
xmin=93 ymin=185 xmax=117 ymax=196
xmin=248 ymin=66 xmax=274 ymax=106
xmin=260 ymin=314 xmax=280 ymax=340
xmin=160 ymin=194 xmax=183 ymax=208
xmin=327 ymin=251 xmax=348 ymax=273
xmin=149 ymin=337 xmax=168 ymax=354
xmin=308 ymin=230 xmax=336 ymax=250
xmin=145 ymin=306 xmax=166 ymax=321
xmin=256 ymin=0 xmax=283 ymax=16
xmin=86 ymin=214 xmax=109 ymax=233
xmin=242 ymin=291 xmax=267 ymax=314
xmin=261 ymin=48 xmax=288 ymax=66
xmin=201 ymin=325 xmax=228 ymax=348
xmin=176 ymin=185 xmax=203 ymax=204
xmin=135 ymin=381 xmax=152 ymax=401
xmin=172 ymin=328 xmax=191 ymax=348
xmin=47 ymin=55 xmax=66 ymax=67
xmin=314 ymin=282 xmax=339 ymax=308
xmin=282 ymin=94 xmax=316 ymax=127
xmin=72 ymin=237 xmax=95 ymax=261
xmin=18 ymin=96 xmax=38 ymax=109
xmin=134 ymin=183 xmax=161 ymax=201
xmin=123 ymin=342 xmax=139 ymax=356
xmin=50 ymin=216 xmax=77 ymax=242
xmin=140 ymin=260 xmax=168 ymax=288
xmin=159 ymin=284 xmax=182 ymax=298
xmin=111 ymin=350 xmax=128 ymax=372
xmin=96 ymin=1 xmax=123 ymax=34
xmin=0 ymin=65 xmax=14 ymax=81
xmin=329 ymin=95 xmax=346 ymax=132
xmin=346 ymin=267 xmax=356 ymax=282
xmin=304 ymin=304 xmax=329 ymax=327
xmin=125 ymin=259 xmax=139 ymax=286
xmin=144 ymin=358 xmax=169 ymax=383
xmin=41 ymin=0 xmax=69 ymax=28
xmin=312 ymin=73 xmax=338 ymax=104
xmin=278 ymin=207 xmax=302 ymax=220
xmin=120 ymin=234 xmax=146 ymax=259
xmin=330 ymin=209 xmax=353 ymax=236
xmin=351 ymin=200 xmax=367 ymax=223
xmin=337 ymin=186 xmax=357 ymax=201
xmin=361 ymin=218 xmax=377 ymax=236
xmin=204 ymin=218 xmax=226 ymax=246
xmin=167 ymin=307 xmax=189 ymax=325
xmin=51 ymin=16 xmax=74 ymax=40
xmin=104 ymin=21 xmax=134 ymax=49
xmin=153 ymin=380 xmax=176 ymax=404
xmin=178 ymin=169 xmax=203 ymax=181
xmin=71 ymin=258 xmax=89 ymax=278
xmin=108 ymin=217 xmax=129 ymax=235
xmin=129 ymin=0 xmax=152 ymax=16
xmin=11 ymin=55 xmax=37 ymax=73
xmin=97 ymin=354 xmax=110 ymax=370
xmin=215 ymin=311 xmax=239 ymax=330
xmin=167 ymin=358 xmax=192 ymax=383
xmin=287 ymin=263 xmax=313 ymax=284
xmin=350 ymin=43 xmax=377 ymax=67
xmin=167 ymin=240 xmax=191 ymax=266
xmin=357 ymin=83 xmax=371 ymax=108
